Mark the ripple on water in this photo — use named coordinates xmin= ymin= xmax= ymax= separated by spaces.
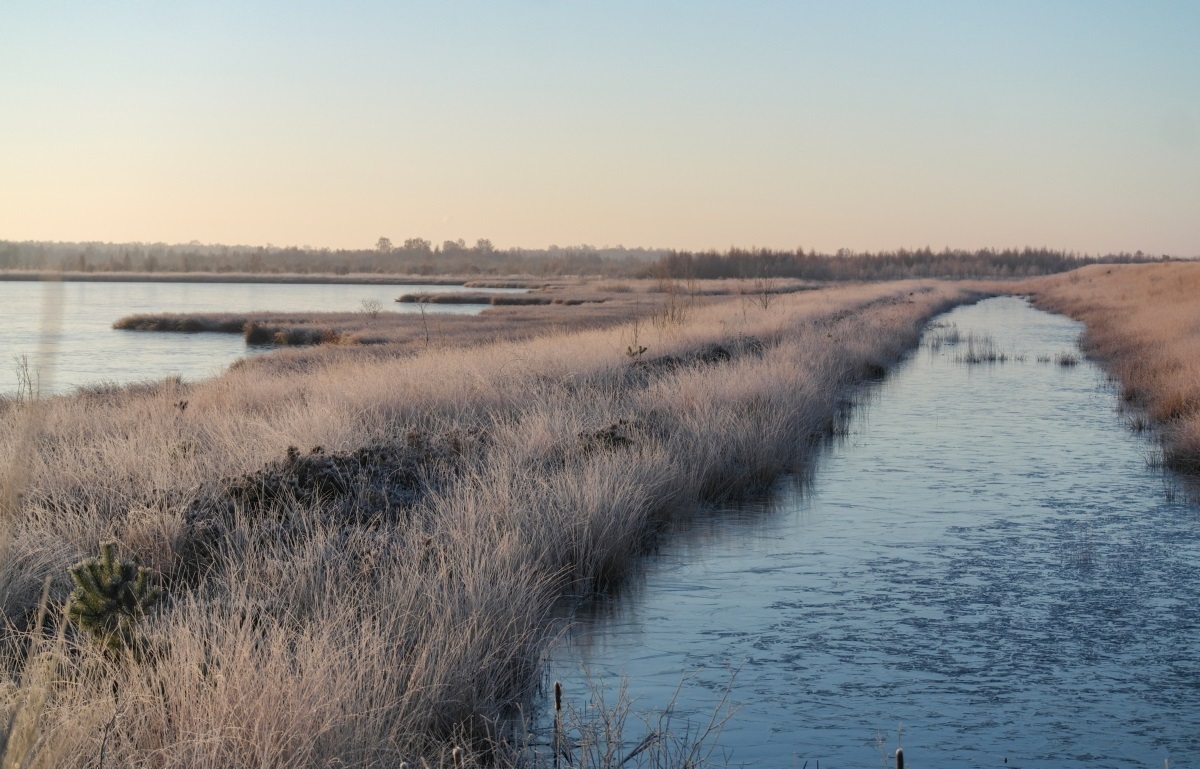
xmin=550 ymin=297 xmax=1200 ymax=768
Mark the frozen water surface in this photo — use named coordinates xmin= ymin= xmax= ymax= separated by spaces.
xmin=550 ymin=297 xmax=1200 ymax=769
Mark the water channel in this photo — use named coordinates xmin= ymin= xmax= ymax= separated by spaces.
xmin=0 ymin=280 xmax=517 ymax=395
xmin=548 ymin=297 xmax=1200 ymax=768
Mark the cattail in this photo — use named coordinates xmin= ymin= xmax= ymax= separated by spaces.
xmin=554 ymin=680 xmax=562 ymax=714
xmin=895 ymin=747 xmax=903 ymax=769
xmin=451 ymin=746 xmax=463 ymax=769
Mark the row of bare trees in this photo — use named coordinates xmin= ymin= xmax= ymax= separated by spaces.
xmin=0 ymin=240 xmax=659 ymax=277
xmin=649 ymin=246 xmax=1170 ymax=282
xmin=0 ymin=239 xmax=1173 ymax=280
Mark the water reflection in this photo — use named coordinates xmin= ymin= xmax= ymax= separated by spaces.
xmin=549 ymin=297 xmax=1199 ymax=768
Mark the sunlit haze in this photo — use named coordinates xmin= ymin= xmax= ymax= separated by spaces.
xmin=3 ymin=2 xmax=1197 ymax=255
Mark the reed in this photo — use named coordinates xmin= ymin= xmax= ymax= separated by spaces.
xmin=953 ymin=332 xmax=1009 ymax=364
xmin=923 ymin=322 xmax=961 ymax=351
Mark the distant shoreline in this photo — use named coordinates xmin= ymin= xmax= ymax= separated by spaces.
xmin=0 ymin=270 xmax=544 ymax=287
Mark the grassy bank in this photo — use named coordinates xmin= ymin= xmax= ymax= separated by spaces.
xmin=1 ymin=281 xmax=981 ymax=766
xmin=1026 ymin=262 xmax=1200 ymax=473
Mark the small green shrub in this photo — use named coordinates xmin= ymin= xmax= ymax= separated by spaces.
xmin=66 ymin=541 xmax=161 ymax=657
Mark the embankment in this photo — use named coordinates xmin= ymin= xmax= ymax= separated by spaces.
xmin=1026 ymin=262 xmax=1200 ymax=473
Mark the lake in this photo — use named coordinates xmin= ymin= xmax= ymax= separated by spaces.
xmin=548 ymin=297 xmax=1200 ymax=768
xmin=0 ymin=279 xmax=515 ymax=395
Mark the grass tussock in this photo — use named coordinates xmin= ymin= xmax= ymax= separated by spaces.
xmin=1025 ymin=262 xmax=1200 ymax=473
xmin=952 ymin=332 xmax=1023 ymax=364
xmin=1 ymin=280 xmax=982 ymax=766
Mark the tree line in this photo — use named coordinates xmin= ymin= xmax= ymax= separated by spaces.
xmin=0 ymin=239 xmax=1172 ymax=280
xmin=0 ymin=239 xmax=662 ymax=277
xmin=651 ymin=246 xmax=1168 ymax=281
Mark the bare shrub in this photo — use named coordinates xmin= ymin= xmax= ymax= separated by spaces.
xmin=751 ymin=273 xmax=780 ymax=310
xmin=360 ymin=297 xmax=383 ymax=318
xmin=651 ymin=282 xmax=690 ymax=328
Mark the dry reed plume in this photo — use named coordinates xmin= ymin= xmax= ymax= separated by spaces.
xmin=1025 ymin=262 xmax=1200 ymax=473
xmin=0 ymin=280 xmax=982 ymax=766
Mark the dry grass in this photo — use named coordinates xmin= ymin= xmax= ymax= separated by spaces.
xmin=0 ymin=280 xmax=983 ymax=766
xmin=1025 ymin=262 xmax=1200 ymax=472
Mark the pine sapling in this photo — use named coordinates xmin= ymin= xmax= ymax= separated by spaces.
xmin=67 ymin=541 xmax=161 ymax=657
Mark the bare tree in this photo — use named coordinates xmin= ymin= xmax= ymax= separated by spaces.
xmin=752 ymin=273 xmax=780 ymax=310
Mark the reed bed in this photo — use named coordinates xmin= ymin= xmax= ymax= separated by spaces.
xmin=1026 ymin=262 xmax=1200 ymax=473
xmin=1 ymin=280 xmax=980 ymax=766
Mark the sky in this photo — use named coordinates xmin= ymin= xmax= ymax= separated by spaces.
xmin=2 ymin=1 xmax=1198 ymax=255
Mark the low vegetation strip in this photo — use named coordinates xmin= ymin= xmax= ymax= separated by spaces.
xmin=109 ymin=279 xmax=835 ymax=354
xmin=112 ymin=299 xmax=664 ymax=351
xmin=1 ymin=280 xmax=983 ymax=766
xmin=114 ymin=313 xmax=257 ymax=333
xmin=1027 ymin=262 xmax=1200 ymax=473
xmin=397 ymin=291 xmax=606 ymax=306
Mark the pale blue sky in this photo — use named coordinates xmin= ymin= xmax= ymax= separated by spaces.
xmin=2 ymin=2 xmax=1197 ymax=254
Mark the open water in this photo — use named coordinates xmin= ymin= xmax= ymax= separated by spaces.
xmin=549 ymin=297 xmax=1200 ymax=768
xmin=0 ymin=279 xmax=515 ymax=395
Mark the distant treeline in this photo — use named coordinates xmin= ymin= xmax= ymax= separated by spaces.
xmin=0 ymin=239 xmax=660 ymax=277
xmin=653 ymin=247 xmax=1169 ymax=281
xmin=0 ymin=239 xmax=1174 ymax=280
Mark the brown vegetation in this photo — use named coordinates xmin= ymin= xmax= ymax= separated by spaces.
xmin=1025 ymin=262 xmax=1200 ymax=473
xmin=1 ymin=281 xmax=985 ymax=765
xmin=396 ymin=292 xmax=605 ymax=306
